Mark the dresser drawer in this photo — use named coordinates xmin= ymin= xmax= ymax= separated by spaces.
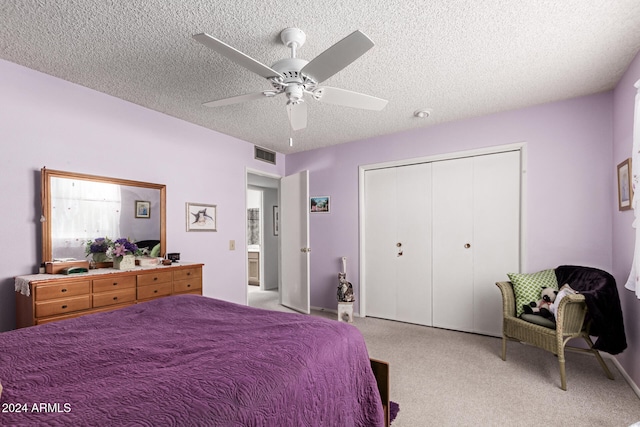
xmin=93 ymin=275 xmax=136 ymax=293
xmin=34 ymin=281 xmax=90 ymax=301
xmin=173 ymin=267 xmax=202 ymax=282
xmin=93 ymin=288 xmax=136 ymax=308
xmin=173 ymin=277 xmax=202 ymax=294
xmin=35 ymin=295 xmax=91 ymax=318
xmin=137 ymin=271 xmax=172 ymax=287
xmin=137 ymin=282 xmax=172 ymax=300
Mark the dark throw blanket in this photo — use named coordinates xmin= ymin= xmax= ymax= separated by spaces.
xmin=555 ymin=265 xmax=627 ymax=355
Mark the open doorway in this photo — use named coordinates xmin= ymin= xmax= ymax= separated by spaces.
xmin=246 ymin=171 xmax=281 ymax=310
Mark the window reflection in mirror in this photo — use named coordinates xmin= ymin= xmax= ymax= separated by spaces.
xmin=42 ymin=168 xmax=165 ymax=262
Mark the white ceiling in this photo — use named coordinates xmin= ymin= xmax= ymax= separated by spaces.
xmin=2 ymin=1 xmax=640 ymax=154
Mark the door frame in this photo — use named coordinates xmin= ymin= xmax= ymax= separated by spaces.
xmin=358 ymin=142 xmax=527 ymax=317
xmin=245 ymin=168 xmax=282 ymax=305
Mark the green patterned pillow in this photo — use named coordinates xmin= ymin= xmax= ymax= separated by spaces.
xmin=507 ymin=269 xmax=559 ymax=317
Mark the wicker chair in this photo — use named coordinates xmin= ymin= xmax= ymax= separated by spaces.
xmin=496 ymin=281 xmax=614 ymax=390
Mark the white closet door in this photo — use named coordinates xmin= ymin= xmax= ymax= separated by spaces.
xmin=395 ymin=163 xmax=432 ymax=325
xmin=432 ymin=157 xmax=475 ymax=332
xmin=473 ymin=151 xmax=521 ymax=336
xmin=365 ymin=164 xmax=432 ymax=326
xmin=364 ymin=167 xmax=398 ymax=320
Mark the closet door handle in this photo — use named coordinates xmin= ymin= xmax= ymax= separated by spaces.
xmin=464 ymin=243 xmax=471 ymax=249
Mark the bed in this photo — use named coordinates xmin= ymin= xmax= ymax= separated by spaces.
xmin=0 ymin=294 xmax=385 ymax=426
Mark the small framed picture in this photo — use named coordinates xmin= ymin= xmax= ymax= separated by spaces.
xmin=135 ymin=200 xmax=151 ymax=218
xmin=617 ymin=158 xmax=633 ymax=211
xmin=273 ymin=206 xmax=279 ymax=236
xmin=310 ymin=196 xmax=330 ymax=213
xmin=186 ymin=202 xmax=217 ymax=231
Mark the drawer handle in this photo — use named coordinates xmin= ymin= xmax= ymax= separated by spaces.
xmin=113 ymin=296 xmax=118 ymax=301
xmin=61 ymin=305 xmax=68 ymax=309
xmin=113 ymin=282 xmax=118 ymax=286
xmin=187 ymin=272 xmax=191 ymax=276
xmin=61 ymin=288 xmax=67 ymax=293
xmin=154 ymin=290 xmax=158 ymax=293
xmin=153 ymin=277 xmax=158 ymax=281
xmin=187 ymin=284 xmax=191 ymax=288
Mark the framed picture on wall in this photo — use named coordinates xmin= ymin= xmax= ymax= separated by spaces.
xmin=273 ymin=205 xmax=279 ymax=236
xmin=310 ymin=196 xmax=330 ymax=213
xmin=617 ymin=158 xmax=633 ymax=211
xmin=186 ymin=202 xmax=217 ymax=231
xmin=135 ymin=200 xmax=151 ymax=218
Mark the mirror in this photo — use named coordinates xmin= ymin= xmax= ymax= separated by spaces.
xmin=41 ymin=168 xmax=166 ymax=262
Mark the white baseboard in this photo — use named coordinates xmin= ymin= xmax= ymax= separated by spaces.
xmin=607 ymin=355 xmax=640 ymax=400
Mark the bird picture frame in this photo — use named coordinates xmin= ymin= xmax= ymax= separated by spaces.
xmin=186 ymin=202 xmax=217 ymax=232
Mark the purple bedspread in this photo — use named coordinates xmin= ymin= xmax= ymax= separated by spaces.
xmin=0 ymin=295 xmax=384 ymax=426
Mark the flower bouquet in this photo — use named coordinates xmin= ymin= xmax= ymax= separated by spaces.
xmin=109 ymin=238 xmax=141 ymax=270
xmin=85 ymin=237 xmax=113 ymax=263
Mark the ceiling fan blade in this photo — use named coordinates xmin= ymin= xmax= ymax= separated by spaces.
xmin=193 ymin=33 xmax=283 ymax=80
xmin=314 ymin=87 xmax=388 ymax=110
xmin=287 ymin=102 xmax=308 ymax=131
xmin=203 ymin=91 xmax=279 ymax=108
xmin=301 ymin=30 xmax=374 ymax=84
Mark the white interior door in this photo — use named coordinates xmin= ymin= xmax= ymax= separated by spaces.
xmin=432 ymin=157 xmax=475 ymax=332
xmin=472 ymin=151 xmax=521 ymax=336
xmin=395 ymin=163 xmax=432 ymax=325
xmin=280 ymin=170 xmax=310 ymax=314
xmin=364 ymin=167 xmax=398 ymax=320
xmin=364 ymin=164 xmax=432 ymax=326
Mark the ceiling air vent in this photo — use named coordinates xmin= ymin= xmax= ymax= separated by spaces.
xmin=255 ymin=146 xmax=276 ymax=165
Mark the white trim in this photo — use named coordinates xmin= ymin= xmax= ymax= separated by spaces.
xmin=609 ymin=356 xmax=640 ymax=399
xmin=358 ymin=142 xmax=527 ymax=318
xmin=359 ymin=142 xmax=526 ymax=171
xmin=634 ymin=78 xmax=640 ymax=90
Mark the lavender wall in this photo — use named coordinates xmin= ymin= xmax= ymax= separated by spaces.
xmin=287 ymin=92 xmax=614 ymax=316
xmin=0 ymin=59 xmax=285 ymax=332
xmin=613 ymin=50 xmax=640 ymax=390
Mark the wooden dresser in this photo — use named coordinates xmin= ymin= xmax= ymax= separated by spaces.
xmin=15 ymin=263 xmax=203 ymax=328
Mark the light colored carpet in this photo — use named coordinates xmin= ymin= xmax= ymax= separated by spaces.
xmin=248 ymin=289 xmax=640 ymax=427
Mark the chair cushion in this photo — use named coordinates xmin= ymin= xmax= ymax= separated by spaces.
xmin=150 ymin=243 xmax=161 ymax=258
xmin=507 ymin=269 xmax=559 ymax=316
xmin=520 ymin=313 xmax=556 ymax=329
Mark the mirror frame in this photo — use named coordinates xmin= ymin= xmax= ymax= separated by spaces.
xmin=41 ymin=167 xmax=166 ymax=263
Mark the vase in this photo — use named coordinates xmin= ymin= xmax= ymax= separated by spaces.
xmin=113 ymin=254 xmax=135 ymax=270
xmin=92 ymin=252 xmax=109 ymax=263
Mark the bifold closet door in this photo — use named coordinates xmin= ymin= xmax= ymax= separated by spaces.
xmin=431 ymin=157 xmax=475 ymax=332
xmin=472 ymin=151 xmax=520 ymax=336
xmin=365 ymin=164 xmax=432 ymax=326
xmin=432 ymin=151 xmax=520 ymax=336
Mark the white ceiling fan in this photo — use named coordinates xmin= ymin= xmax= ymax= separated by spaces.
xmin=192 ymin=28 xmax=388 ymax=131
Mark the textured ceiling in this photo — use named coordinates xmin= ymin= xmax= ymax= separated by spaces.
xmin=2 ymin=1 xmax=640 ymax=154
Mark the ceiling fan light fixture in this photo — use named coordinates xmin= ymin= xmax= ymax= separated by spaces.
xmin=414 ymin=109 xmax=431 ymax=119
xmin=193 ymin=28 xmax=387 ymax=135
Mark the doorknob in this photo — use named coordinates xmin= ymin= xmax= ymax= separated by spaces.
xmin=464 ymin=243 xmax=471 ymax=249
